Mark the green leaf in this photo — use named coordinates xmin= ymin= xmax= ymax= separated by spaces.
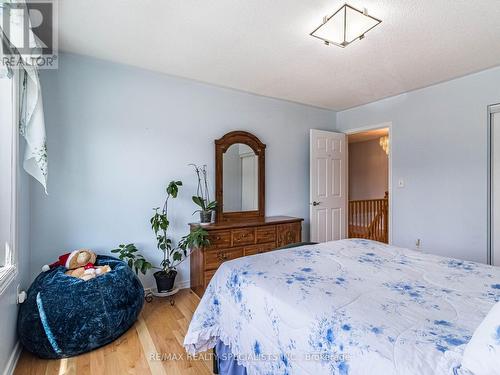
xmin=135 ymin=259 xmax=144 ymax=272
xmin=192 ymin=196 xmax=206 ymax=210
xmin=112 ymin=242 xmax=153 ymax=276
xmin=167 ymin=180 xmax=181 ymax=198
xmin=206 ymin=201 xmax=217 ymax=210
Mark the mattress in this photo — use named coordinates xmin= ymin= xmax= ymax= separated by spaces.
xmin=184 ymin=239 xmax=500 ymax=374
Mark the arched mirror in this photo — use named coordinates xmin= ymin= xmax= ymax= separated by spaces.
xmin=215 ymin=131 xmax=265 ymax=222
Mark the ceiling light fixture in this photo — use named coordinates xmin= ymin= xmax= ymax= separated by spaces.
xmin=379 ymin=135 xmax=389 ymax=155
xmin=310 ymin=3 xmax=381 ymax=48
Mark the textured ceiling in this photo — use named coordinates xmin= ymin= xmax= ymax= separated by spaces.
xmin=58 ymin=0 xmax=500 ymax=110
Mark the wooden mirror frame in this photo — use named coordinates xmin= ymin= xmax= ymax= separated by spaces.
xmin=215 ymin=131 xmax=266 ymax=223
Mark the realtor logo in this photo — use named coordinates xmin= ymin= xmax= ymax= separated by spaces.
xmin=1 ymin=0 xmax=58 ymax=69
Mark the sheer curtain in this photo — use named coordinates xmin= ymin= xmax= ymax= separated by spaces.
xmin=0 ymin=0 xmax=48 ymax=193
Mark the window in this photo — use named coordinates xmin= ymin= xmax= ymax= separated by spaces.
xmin=0 ymin=73 xmax=17 ymax=291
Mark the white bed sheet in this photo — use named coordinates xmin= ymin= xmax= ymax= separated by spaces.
xmin=184 ymin=239 xmax=500 ymax=374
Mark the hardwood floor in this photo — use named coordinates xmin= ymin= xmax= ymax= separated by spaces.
xmin=14 ymin=289 xmax=213 ymax=375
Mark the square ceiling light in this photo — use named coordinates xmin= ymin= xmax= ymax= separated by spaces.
xmin=310 ymin=3 xmax=381 ymax=48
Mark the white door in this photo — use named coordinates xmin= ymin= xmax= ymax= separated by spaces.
xmin=492 ymin=108 xmax=500 ymax=266
xmin=310 ymin=129 xmax=347 ymax=243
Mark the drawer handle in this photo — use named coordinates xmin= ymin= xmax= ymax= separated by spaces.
xmin=217 ymin=252 xmax=228 ymax=261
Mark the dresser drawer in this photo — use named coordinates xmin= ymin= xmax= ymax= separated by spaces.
xmin=232 ymin=228 xmax=255 ymax=246
xmin=208 ymin=230 xmax=231 ymax=248
xmin=204 ymin=247 xmax=244 ymax=270
xmin=276 ymin=222 xmax=302 ymax=247
xmin=255 ymin=226 xmax=276 ymax=244
xmin=190 ymin=217 xmax=303 ymax=299
xmin=204 ymin=269 xmax=217 ymax=289
xmin=243 ymin=242 xmax=275 ymax=256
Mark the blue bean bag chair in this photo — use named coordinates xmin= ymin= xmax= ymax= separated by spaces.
xmin=18 ymin=256 xmax=144 ymax=359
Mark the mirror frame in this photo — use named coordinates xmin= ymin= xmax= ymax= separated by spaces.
xmin=215 ymin=131 xmax=266 ymax=223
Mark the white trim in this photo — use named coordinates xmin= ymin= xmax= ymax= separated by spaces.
xmin=343 ymin=122 xmax=394 ymax=244
xmin=2 ymin=342 xmax=21 ymax=375
xmin=0 ymin=266 xmax=17 ymax=296
xmin=144 ymin=279 xmax=190 ymax=292
xmin=175 ymin=279 xmax=190 ymax=290
xmin=0 ymin=71 xmax=19 ymax=295
xmin=11 ymin=70 xmax=19 ymax=270
xmin=488 ymin=103 xmax=500 ymax=265
xmin=490 ymin=104 xmax=500 ymax=114
xmin=12 ymin=71 xmax=19 ymax=269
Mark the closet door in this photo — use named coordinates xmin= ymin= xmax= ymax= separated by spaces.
xmin=491 ymin=108 xmax=500 ymax=266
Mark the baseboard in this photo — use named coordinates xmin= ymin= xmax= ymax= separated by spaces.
xmin=175 ymin=279 xmax=190 ymax=290
xmin=3 ymin=342 xmax=21 ymax=375
xmin=143 ymin=279 xmax=190 ymax=292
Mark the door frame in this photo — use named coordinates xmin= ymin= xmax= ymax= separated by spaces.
xmin=343 ymin=122 xmax=393 ymax=245
xmin=488 ymin=103 xmax=500 ymax=265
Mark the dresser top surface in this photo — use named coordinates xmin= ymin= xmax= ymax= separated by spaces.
xmin=189 ymin=216 xmax=303 ymax=230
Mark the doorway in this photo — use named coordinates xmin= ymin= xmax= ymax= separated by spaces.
xmin=346 ymin=126 xmax=391 ymax=243
xmin=309 ymin=125 xmax=392 ymax=244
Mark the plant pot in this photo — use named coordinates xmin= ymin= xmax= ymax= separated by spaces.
xmin=199 ymin=210 xmax=213 ymax=224
xmin=154 ymin=270 xmax=177 ymax=292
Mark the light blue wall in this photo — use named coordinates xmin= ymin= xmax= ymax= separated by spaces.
xmin=33 ymin=53 xmax=336 ymax=288
xmin=0 ymin=143 xmax=31 ymax=374
xmin=337 ymin=66 xmax=500 ymax=262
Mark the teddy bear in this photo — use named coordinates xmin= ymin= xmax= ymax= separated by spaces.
xmin=42 ymin=249 xmax=111 ymax=281
xmin=65 ymin=264 xmax=112 ymax=281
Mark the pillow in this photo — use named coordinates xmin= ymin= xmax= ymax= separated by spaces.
xmin=461 ymin=301 xmax=500 ymax=375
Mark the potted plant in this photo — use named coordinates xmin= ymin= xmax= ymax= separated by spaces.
xmin=150 ymin=180 xmax=210 ymax=292
xmin=190 ymin=164 xmax=217 ymax=224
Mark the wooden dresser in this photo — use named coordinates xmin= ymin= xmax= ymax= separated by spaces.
xmin=190 ymin=216 xmax=303 ymax=298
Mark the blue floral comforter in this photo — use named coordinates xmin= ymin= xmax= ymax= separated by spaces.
xmin=184 ymin=239 xmax=500 ymax=374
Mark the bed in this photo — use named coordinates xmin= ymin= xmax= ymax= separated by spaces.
xmin=184 ymin=239 xmax=500 ymax=374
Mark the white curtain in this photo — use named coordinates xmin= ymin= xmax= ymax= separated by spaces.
xmin=1 ymin=0 xmax=48 ymax=193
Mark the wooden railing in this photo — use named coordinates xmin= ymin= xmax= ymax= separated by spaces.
xmin=348 ymin=193 xmax=388 ymax=243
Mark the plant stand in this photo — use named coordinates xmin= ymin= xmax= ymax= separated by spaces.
xmin=144 ymin=287 xmax=180 ymax=305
